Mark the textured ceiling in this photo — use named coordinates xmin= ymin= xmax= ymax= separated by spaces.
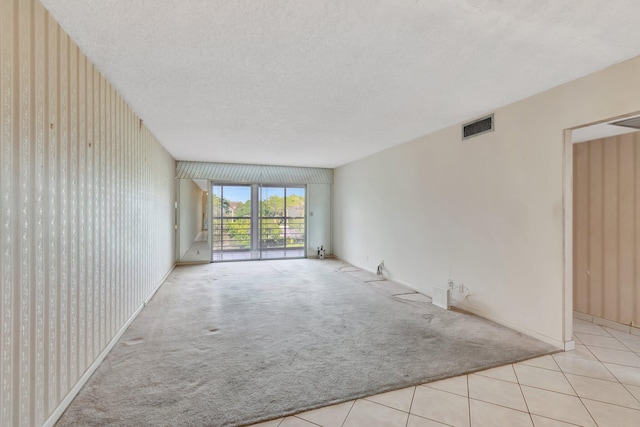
xmin=41 ymin=0 xmax=640 ymax=168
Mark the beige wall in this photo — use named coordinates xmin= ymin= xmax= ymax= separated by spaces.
xmin=574 ymin=133 xmax=640 ymax=326
xmin=0 ymin=1 xmax=176 ymax=426
xmin=334 ymin=54 xmax=640 ymax=348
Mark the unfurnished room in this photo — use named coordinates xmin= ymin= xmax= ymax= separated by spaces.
xmin=3 ymin=1 xmax=640 ymax=427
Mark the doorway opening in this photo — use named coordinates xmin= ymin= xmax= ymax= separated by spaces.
xmin=565 ymin=113 xmax=640 ymax=343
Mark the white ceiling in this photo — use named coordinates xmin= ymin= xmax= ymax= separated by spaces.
xmin=41 ymin=0 xmax=640 ymax=168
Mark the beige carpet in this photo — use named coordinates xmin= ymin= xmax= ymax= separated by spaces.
xmin=56 ymin=259 xmax=556 ymax=427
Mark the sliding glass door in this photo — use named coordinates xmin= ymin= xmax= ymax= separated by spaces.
xmin=260 ymin=186 xmax=306 ymax=259
xmin=212 ymin=185 xmax=256 ymax=261
xmin=211 ymin=184 xmax=305 ymax=261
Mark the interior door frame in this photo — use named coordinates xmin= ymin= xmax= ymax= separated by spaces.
xmin=563 ymin=111 xmax=640 ymax=350
xmin=562 ymin=128 xmax=574 ymax=351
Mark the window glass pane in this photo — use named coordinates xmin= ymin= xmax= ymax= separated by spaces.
xmin=286 ymin=187 xmax=305 ymax=218
xmin=222 ymin=186 xmax=251 ymax=218
xmin=261 ymin=187 xmax=285 ymax=217
xmin=286 ymin=187 xmax=305 ymax=249
xmin=212 ymin=185 xmax=253 ymax=253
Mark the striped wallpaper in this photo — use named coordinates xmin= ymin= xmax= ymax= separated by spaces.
xmin=574 ymin=133 xmax=640 ymax=327
xmin=0 ymin=1 xmax=176 ymax=426
xmin=176 ymin=161 xmax=334 ymax=184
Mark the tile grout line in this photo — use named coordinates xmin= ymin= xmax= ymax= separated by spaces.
xmin=555 ymin=347 xmax=600 ymax=427
xmin=406 ymin=412 xmax=455 ymax=426
xmin=421 ymin=383 xmax=468 ymax=398
xmin=471 ymin=366 xmax=559 ymax=415
xmin=596 ymin=359 xmax=640 ymax=369
xmin=560 ymin=372 xmax=640 ymax=412
xmin=570 ymin=317 xmax=640 ymax=421
xmin=412 ymin=381 xmax=468 ymax=426
xmin=573 ymin=331 xmax=613 ymax=338
xmin=595 ymin=342 xmax=640 ymax=396
xmin=578 ymin=395 xmax=640 ymax=412
xmin=474 ymin=371 xmax=519 ymax=384
xmin=551 ymin=353 xmax=623 ymax=384
xmin=529 ymin=414 xmax=586 ymax=427
xmin=582 ymin=343 xmax=640 ymax=369
xmin=405 ymin=386 xmax=417 ymax=427
xmin=608 ymin=330 xmax=640 ymax=354
xmin=515 ymin=382 xmax=579 ymax=397
xmin=361 ymin=395 xmax=411 ymax=415
xmin=466 ymin=375 xmax=471 ymax=427
xmin=339 ymin=400 xmax=355 ymax=427
xmin=514 ymin=359 xmax=590 ymax=427
xmin=292 ymin=415 xmax=323 ymax=427
xmin=517 ymin=359 xmax=563 ymax=372
xmin=621 ymin=383 xmax=640 ymax=406
xmin=572 ymin=327 xmax=615 ymax=338
xmin=515 ymin=359 xmax=591 ymax=398
xmin=578 ymin=340 xmax=637 ymax=353
xmin=603 ymin=330 xmax=640 ymax=343
xmin=511 ymin=363 xmax=536 ymax=426
xmin=468 ymin=395 xmax=531 ymax=415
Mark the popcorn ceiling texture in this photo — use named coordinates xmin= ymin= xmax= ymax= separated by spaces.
xmin=40 ymin=0 xmax=640 ymax=168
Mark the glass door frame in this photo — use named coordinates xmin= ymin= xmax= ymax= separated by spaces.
xmin=210 ymin=183 xmax=257 ymax=262
xmin=259 ymin=184 xmax=307 ymax=259
xmin=209 ymin=182 xmax=307 ymax=262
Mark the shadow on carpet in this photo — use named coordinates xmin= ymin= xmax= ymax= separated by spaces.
xmin=56 ymin=259 xmax=557 ymax=427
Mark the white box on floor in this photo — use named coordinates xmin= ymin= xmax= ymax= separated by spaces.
xmin=433 ymin=287 xmax=451 ymax=310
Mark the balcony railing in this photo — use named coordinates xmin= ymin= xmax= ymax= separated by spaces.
xmin=212 ymin=216 xmax=305 ymax=252
xmin=212 ymin=218 xmax=251 ymax=251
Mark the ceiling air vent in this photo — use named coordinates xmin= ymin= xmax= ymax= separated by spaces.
xmin=462 ymin=114 xmax=494 ymax=140
xmin=610 ymin=116 xmax=640 ymax=130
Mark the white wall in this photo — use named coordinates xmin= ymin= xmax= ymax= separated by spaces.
xmin=307 ymin=184 xmax=332 ymax=256
xmin=0 ymin=1 xmax=176 ymax=426
xmin=178 ymin=179 xmax=204 ymax=259
xmin=334 ymin=55 xmax=640 ymax=348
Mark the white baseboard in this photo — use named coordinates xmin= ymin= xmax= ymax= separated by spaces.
xmin=454 ymin=301 xmax=565 ymax=349
xmin=145 ymin=265 xmax=175 ymax=305
xmin=573 ymin=311 xmax=640 ymax=335
xmin=340 ymin=259 xmax=565 ymax=349
xmin=347 ymin=262 xmax=402 ymax=285
xmin=307 ymin=253 xmax=334 ymax=259
xmin=43 ymin=264 xmax=176 ymax=427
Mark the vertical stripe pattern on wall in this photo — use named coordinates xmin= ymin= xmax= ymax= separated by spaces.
xmin=1 ymin=2 xmax=15 ymax=424
xmin=573 ymin=133 xmax=640 ymax=327
xmin=0 ymin=1 xmax=176 ymax=426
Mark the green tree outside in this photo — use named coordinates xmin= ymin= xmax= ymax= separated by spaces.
xmin=212 ymin=190 xmax=305 ymax=250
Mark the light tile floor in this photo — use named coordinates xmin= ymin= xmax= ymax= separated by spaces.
xmin=249 ymin=317 xmax=640 ymax=427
